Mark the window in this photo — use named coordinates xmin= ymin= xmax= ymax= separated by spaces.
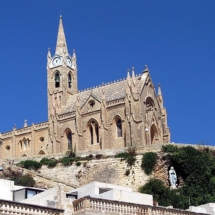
xmin=116 ymin=119 xmax=122 ymax=137
xmin=68 ymin=72 xmax=72 ymax=88
xmin=90 ymin=125 xmax=93 ymax=145
xmin=95 ymin=124 xmax=99 ymax=143
xmin=145 ymin=97 xmax=154 ymax=109
xmin=67 ymin=131 xmax=72 ymax=149
xmin=55 ymin=72 xmax=60 ymax=88
xmin=23 ymin=139 xmax=27 ymax=151
xmin=89 ymin=120 xmax=99 ymax=145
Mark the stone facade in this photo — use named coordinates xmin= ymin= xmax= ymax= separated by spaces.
xmin=0 ymin=16 xmax=170 ymax=159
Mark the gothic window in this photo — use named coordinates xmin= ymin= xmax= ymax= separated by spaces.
xmin=19 ymin=141 xmax=23 ymax=151
xmin=88 ymin=120 xmax=99 ymax=145
xmin=95 ymin=124 xmax=99 ymax=143
xmin=150 ymin=124 xmax=159 ymax=144
xmin=116 ymin=119 xmax=122 ymax=138
xmin=67 ymin=131 xmax=72 ymax=149
xmin=23 ymin=139 xmax=27 ymax=151
xmin=64 ymin=128 xmax=72 ymax=150
xmin=90 ymin=125 xmax=93 ymax=145
xmin=55 ymin=71 xmax=60 ymax=88
xmin=145 ymin=97 xmax=154 ymax=109
xmin=68 ymin=72 xmax=72 ymax=89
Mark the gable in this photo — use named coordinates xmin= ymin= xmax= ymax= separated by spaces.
xmin=81 ymin=94 xmax=101 ymax=114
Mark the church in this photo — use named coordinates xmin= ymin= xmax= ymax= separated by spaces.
xmin=0 ymin=16 xmax=170 ymax=159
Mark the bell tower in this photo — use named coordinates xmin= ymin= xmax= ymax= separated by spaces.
xmin=47 ymin=15 xmax=78 ymax=117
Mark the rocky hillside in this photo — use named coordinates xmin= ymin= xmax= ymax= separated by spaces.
xmin=0 ymin=145 xmax=173 ymax=192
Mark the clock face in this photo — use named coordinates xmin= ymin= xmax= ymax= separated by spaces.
xmin=67 ymin=58 xmax=72 ymax=67
xmin=52 ymin=57 xmax=61 ymax=66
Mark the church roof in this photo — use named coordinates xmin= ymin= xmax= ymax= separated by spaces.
xmin=62 ymin=72 xmax=148 ymax=114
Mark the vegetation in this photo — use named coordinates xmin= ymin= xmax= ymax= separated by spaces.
xmin=139 ymin=179 xmax=189 ymax=209
xmin=141 ymin=152 xmax=158 ymax=175
xmin=125 ymin=169 xmax=130 ymax=176
xmin=162 ymin=144 xmax=179 ymax=153
xmin=95 ymin=154 xmax=102 ymax=159
xmin=76 ymin=161 xmax=81 ymax=166
xmin=11 ymin=174 xmax=35 ymax=187
xmin=18 ymin=160 xmax=41 ymax=170
xmin=139 ymin=145 xmax=215 ymax=209
xmin=40 ymin=157 xmax=57 ymax=168
xmin=115 ymin=147 xmax=136 ymax=166
xmin=61 ymin=156 xmax=71 ymax=166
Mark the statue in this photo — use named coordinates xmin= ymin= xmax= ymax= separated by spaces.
xmin=169 ymin=166 xmax=177 ymax=189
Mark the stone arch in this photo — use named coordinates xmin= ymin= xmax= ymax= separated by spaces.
xmin=67 ymin=71 xmax=73 ymax=89
xmin=87 ymin=118 xmax=99 ymax=145
xmin=54 ymin=70 xmax=61 ymax=88
xmin=145 ymin=97 xmax=155 ymax=109
xmin=150 ymin=124 xmax=159 ymax=144
xmin=22 ymin=154 xmax=27 ymax=157
xmin=38 ymin=150 xmax=46 ymax=155
xmin=113 ymin=115 xmax=123 ymax=138
xmin=63 ymin=128 xmax=73 ymax=150
xmin=18 ymin=140 xmax=22 ymax=151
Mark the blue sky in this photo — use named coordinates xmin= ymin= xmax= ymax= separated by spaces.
xmin=0 ymin=0 xmax=215 ymax=145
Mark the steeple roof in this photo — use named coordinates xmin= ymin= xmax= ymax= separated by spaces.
xmin=55 ymin=15 xmax=68 ymax=55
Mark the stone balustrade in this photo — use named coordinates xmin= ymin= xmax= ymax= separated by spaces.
xmin=0 ymin=199 xmax=64 ymax=215
xmin=73 ymin=197 xmax=208 ymax=215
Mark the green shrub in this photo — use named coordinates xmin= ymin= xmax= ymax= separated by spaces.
xmin=115 ymin=151 xmax=136 ymax=166
xmin=127 ymin=155 xmax=136 ymax=166
xmin=47 ymin=159 xmax=57 ymax=168
xmin=11 ymin=174 xmax=35 ymax=187
xmin=61 ymin=157 xmax=71 ymax=166
xmin=115 ymin=152 xmax=129 ymax=159
xmin=66 ymin=150 xmax=76 ymax=158
xmin=162 ymin=145 xmax=179 ymax=153
xmin=125 ymin=169 xmax=130 ymax=176
xmin=18 ymin=160 xmax=41 ymax=170
xmin=141 ymin=152 xmax=158 ymax=175
xmin=76 ymin=161 xmax=81 ymax=166
xmin=88 ymin=154 xmax=93 ymax=160
xmin=40 ymin=157 xmax=57 ymax=168
xmin=95 ymin=154 xmax=102 ymax=159
xmin=40 ymin=157 xmax=50 ymax=165
xmin=138 ymin=179 xmax=189 ymax=209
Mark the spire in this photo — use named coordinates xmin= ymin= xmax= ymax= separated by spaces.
xmin=132 ymin=67 xmax=136 ymax=85
xmin=158 ymin=83 xmax=162 ymax=96
xmin=127 ymin=69 xmax=131 ymax=86
xmin=56 ymin=15 xmax=68 ymax=55
xmin=127 ymin=69 xmax=131 ymax=80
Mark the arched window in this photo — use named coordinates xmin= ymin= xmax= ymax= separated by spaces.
xmin=150 ymin=124 xmax=159 ymax=144
xmin=90 ymin=125 xmax=93 ymax=145
xmin=95 ymin=124 xmax=99 ymax=143
xmin=19 ymin=141 xmax=22 ymax=151
xmin=145 ymin=97 xmax=154 ymax=109
xmin=67 ymin=131 xmax=72 ymax=149
xmin=88 ymin=120 xmax=99 ymax=145
xmin=68 ymin=72 xmax=72 ymax=89
xmin=23 ymin=139 xmax=27 ymax=151
xmin=116 ymin=119 xmax=122 ymax=137
xmin=55 ymin=71 xmax=60 ymax=88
